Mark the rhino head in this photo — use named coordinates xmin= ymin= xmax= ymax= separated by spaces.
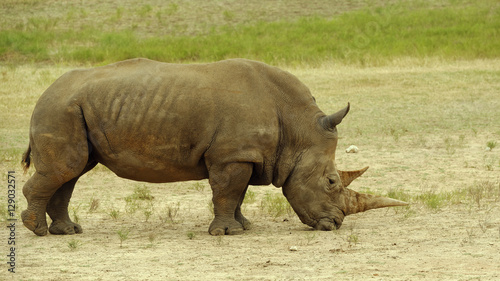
xmin=281 ymin=103 xmax=407 ymax=230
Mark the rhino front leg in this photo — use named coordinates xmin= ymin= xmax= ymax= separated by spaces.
xmin=235 ymin=185 xmax=251 ymax=230
xmin=208 ymin=162 xmax=253 ymax=235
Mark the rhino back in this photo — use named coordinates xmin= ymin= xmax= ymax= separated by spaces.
xmin=33 ymin=59 xmax=286 ymax=183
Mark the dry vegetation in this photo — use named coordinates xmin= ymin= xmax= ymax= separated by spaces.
xmin=1 ymin=0 xmax=500 ymax=280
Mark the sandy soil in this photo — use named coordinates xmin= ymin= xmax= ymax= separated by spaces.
xmin=2 ymin=61 xmax=500 ymax=280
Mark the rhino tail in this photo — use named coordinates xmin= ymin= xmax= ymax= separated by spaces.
xmin=21 ymin=145 xmax=32 ymax=174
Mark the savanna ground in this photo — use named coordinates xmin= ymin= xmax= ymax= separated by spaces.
xmin=1 ymin=1 xmax=500 ymax=280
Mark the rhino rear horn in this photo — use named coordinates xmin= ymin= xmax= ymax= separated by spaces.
xmin=339 ymin=166 xmax=369 ymax=187
xmin=321 ymin=103 xmax=350 ymax=130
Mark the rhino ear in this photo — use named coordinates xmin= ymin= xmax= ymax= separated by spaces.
xmin=321 ymin=103 xmax=350 ymax=130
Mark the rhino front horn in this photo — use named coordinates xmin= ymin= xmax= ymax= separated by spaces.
xmin=346 ymin=190 xmax=408 ymax=216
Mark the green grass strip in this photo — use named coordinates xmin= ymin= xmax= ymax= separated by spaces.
xmin=1 ymin=4 xmax=498 ymax=65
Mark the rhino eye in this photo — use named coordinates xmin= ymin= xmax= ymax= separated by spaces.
xmin=328 ymin=178 xmax=335 ymax=185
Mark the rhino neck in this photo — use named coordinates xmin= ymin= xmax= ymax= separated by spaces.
xmin=271 ymin=112 xmax=317 ymax=188
xmin=272 ymin=147 xmax=300 ymax=187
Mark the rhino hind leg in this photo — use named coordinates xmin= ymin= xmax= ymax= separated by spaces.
xmin=208 ymin=162 xmax=253 ymax=235
xmin=21 ymin=173 xmax=57 ymax=236
xmin=46 ymin=177 xmax=82 ymax=235
xmin=47 ymin=160 xmax=97 ymax=235
xmin=22 ymin=110 xmax=91 ymax=236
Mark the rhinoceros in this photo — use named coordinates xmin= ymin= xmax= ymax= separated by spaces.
xmin=21 ymin=58 xmax=406 ymax=236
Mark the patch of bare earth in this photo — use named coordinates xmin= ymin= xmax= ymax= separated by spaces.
xmin=2 ymin=60 xmax=500 ymax=280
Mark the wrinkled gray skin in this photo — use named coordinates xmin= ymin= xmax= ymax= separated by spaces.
xmin=21 ymin=58 xmax=406 ymax=236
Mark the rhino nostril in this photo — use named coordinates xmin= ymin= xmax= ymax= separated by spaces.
xmin=334 ymin=218 xmax=343 ymax=229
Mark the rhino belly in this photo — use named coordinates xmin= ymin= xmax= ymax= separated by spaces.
xmin=93 ymin=147 xmax=209 ymax=183
xmin=87 ymin=125 xmax=210 ymax=183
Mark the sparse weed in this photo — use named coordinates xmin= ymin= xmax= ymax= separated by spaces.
xmin=109 ymin=209 xmax=120 ymax=220
xmin=71 ymin=204 xmax=82 ymax=224
xmin=125 ymin=185 xmax=154 ymax=214
xmin=159 ymin=202 xmax=181 ymax=224
xmin=486 ymin=141 xmax=497 ymax=151
xmin=388 ymin=127 xmax=401 ymax=142
xmin=88 ymin=197 xmax=100 ymax=213
xmin=347 ymin=233 xmax=359 ymax=247
xmin=444 ymin=137 xmax=456 ymax=155
xmin=187 ymin=231 xmax=196 ymax=240
xmin=468 ymin=181 xmax=500 ymax=208
xmin=142 ymin=201 xmax=154 ymax=222
xmin=386 ymin=189 xmax=414 ymax=217
xmin=345 ymin=223 xmax=359 ymax=248
xmin=243 ymin=189 xmax=257 ymax=205
xmin=462 ymin=227 xmax=476 ymax=245
xmin=478 ymin=219 xmax=489 ymax=234
xmin=260 ymin=192 xmax=293 ymax=218
xmin=67 ymin=239 xmax=81 ymax=250
xmin=415 ymin=187 xmax=467 ymax=210
xmin=417 ymin=191 xmax=445 ymax=210
xmin=144 ymin=210 xmax=153 ymax=222
xmin=468 ymin=185 xmax=484 ymax=209
xmin=145 ymin=232 xmax=157 ymax=248
xmin=386 ymin=188 xmax=412 ymax=203
xmin=117 ymin=228 xmax=130 ymax=247
xmin=191 ymin=182 xmax=205 ymax=192
xmin=148 ymin=232 xmax=157 ymax=243
xmin=304 ymin=232 xmax=316 ymax=245
xmin=124 ymin=197 xmax=139 ymax=214
xmin=129 ymin=185 xmax=154 ymax=201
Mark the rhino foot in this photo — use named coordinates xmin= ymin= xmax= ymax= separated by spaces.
xmin=235 ymin=214 xmax=252 ymax=230
xmin=21 ymin=209 xmax=48 ymax=236
xmin=209 ymin=219 xmax=244 ymax=236
xmin=49 ymin=220 xmax=83 ymax=235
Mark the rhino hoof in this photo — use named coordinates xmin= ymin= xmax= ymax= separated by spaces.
xmin=49 ymin=221 xmax=83 ymax=235
xmin=209 ymin=226 xmax=244 ymax=236
xmin=22 ymin=209 xmax=48 ymax=236
xmin=209 ymin=220 xmax=244 ymax=235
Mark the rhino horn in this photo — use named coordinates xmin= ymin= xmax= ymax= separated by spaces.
xmin=345 ymin=189 xmax=409 ymax=215
xmin=321 ymin=103 xmax=350 ymax=130
xmin=339 ymin=166 xmax=369 ymax=187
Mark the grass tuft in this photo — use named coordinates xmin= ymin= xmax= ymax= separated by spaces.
xmin=260 ymin=192 xmax=293 ymax=218
xmin=67 ymin=239 xmax=81 ymax=251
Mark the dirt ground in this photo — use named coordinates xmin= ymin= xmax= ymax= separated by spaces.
xmin=2 ymin=60 xmax=500 ymax=280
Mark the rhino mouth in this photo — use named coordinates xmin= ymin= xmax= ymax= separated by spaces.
xmin=294 ymin=205 xmax=345 ymax=231
xmin=313 ymin=217 xmax=343 ymax=231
